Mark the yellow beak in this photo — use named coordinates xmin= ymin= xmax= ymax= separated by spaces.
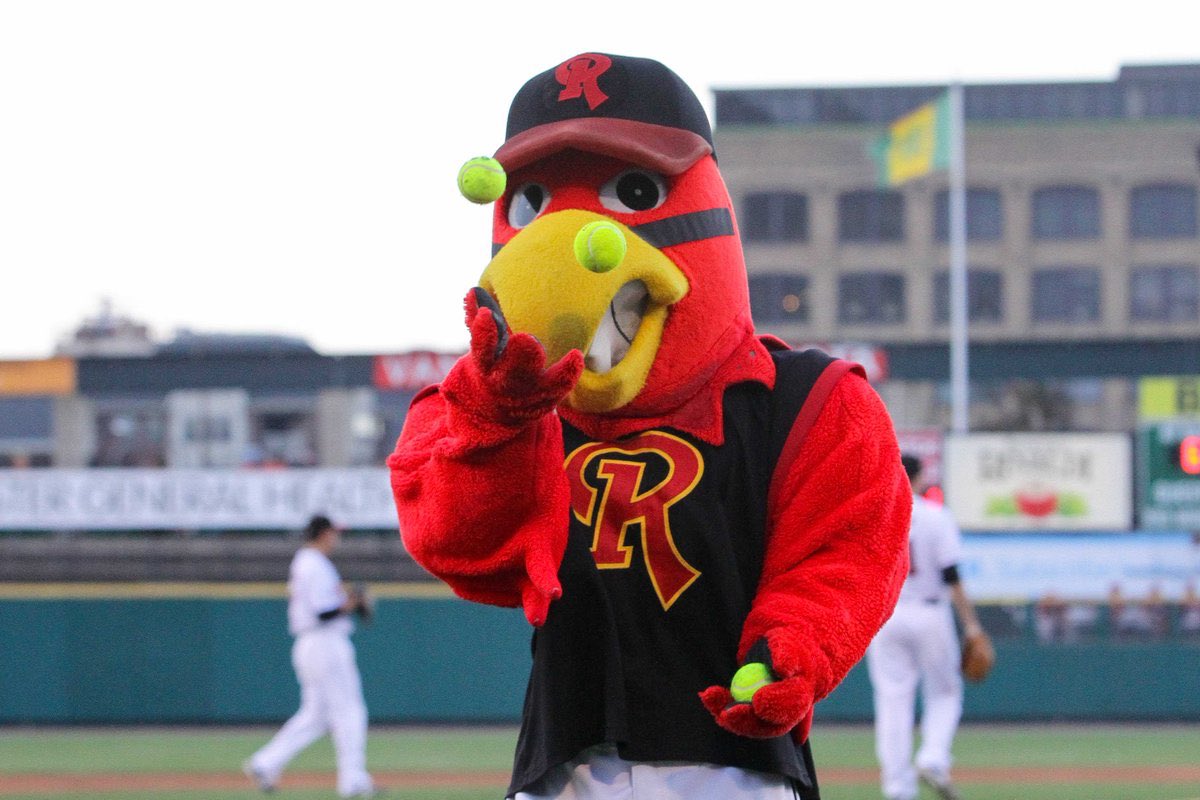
xmin=480 ymin=209 xmax=689 ymax=413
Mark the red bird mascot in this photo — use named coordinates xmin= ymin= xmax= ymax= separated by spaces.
xmin=389 ymin=53 xmax=911 ymax=800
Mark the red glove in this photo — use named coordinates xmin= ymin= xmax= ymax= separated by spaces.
xmin=441 ymin=287 xmax=583 ymax=450
xmin=699 ymin=642 xmax=814 ymax=740
xmin=408 ymin=287 xmax=581 ymax=626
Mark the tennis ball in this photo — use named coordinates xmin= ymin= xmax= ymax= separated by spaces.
xmin=730 ymin=662 xmax=774 ymax=703
xmin=457 ymin=156 xmax=506 ymax=204
xmin=573 ymin=221 xmax=626 ymax=273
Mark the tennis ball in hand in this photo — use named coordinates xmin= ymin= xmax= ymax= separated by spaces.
xmin=457 ymin=156 xmax=506 ymax=204
xmin=730 ymin=662 xmax=774 ymax=703
xmin=573 ymin=220 xmax=627 ymax=273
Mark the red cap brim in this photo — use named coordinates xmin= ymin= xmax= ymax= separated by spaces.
xmin=494 ymin=117 xmax=712 ymax=176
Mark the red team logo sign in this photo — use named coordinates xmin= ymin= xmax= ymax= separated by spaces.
xmin=565 ymin=431 xmax=704 ymax=610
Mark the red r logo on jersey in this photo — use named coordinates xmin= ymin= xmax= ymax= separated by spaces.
xmin=565 ymin=431 xmax=704 ymax=610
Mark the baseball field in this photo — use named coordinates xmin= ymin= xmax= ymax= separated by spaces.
xmin=1 ymin=723 xmax=1198 ymax=800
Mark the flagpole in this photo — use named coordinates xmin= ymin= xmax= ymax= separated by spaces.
xmin=948 ymin=81 xmax=969 ymax=434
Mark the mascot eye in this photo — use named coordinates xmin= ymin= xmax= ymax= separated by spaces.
xmin=600 ymin=170 xmax=667 ymax=213
xmin=507 ymin=183 xmax=550 ymax=229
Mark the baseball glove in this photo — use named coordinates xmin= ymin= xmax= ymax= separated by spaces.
xmin=351 ymin=582 xmax=375 ymax=625
xmin=961 ymin=629 xmax=995 ymax=683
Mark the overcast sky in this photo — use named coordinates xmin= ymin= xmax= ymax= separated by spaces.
xmin=2 ymin=1 xmax=1197 ymax=360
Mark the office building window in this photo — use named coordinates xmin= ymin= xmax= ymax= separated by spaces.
xmin=1130 ymin=184 xmax=1198 ymax=238
xmin=933 ymin=269 xmax=1004 ymax=323
xmin=838 ymin=189 xmax=905 ymax=242
xmin=838 ymin=272 xmax=905 ymax=324
xmin=1130 ymin=265 xmax=1200 ymax=321
xmin=1032 ymin=185 xmax=1101 ymax=239
xmin=1032 ymin=267 xmax=1101 ymax=322
xmin=934 ymin=188 xmax=1003 ymax=241
xmin=742 ymin=192 xmax=809 ymax=242
xmin=749 ymin=273 xmax=810 ymax=323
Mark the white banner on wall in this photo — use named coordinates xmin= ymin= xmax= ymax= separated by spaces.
xmin=962 ymin=532 xmax=1200 ymax=602
xmin=0 ymin=468 xmax=397 ymax=530
xmin=944 ymin=433 xmax=1132 ymax=531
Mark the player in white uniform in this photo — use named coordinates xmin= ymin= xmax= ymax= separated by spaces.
xmin=866 ymin=455 xmax=984 ymax=800
xmin=244 ymin=515 xmax=377 ymax=798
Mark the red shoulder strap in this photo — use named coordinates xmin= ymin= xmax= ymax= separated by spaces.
xmin=765 ymin=359 xmax=863 ymax=526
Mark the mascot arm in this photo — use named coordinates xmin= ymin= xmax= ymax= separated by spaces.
xmin=701 ymin=373 xmax=911 ymax=740
xmin=386 ymin=289 xmax=583 ymax=626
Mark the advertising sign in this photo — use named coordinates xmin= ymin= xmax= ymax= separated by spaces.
xmin=944 ymin=433 xmax=1132 ymax=531
xmin=0 ymin=358 xmax=76 ymax=396
xmin=1138 ymin=376 xmax=1200 ymax=421
xmin=0 ymin=468 xmax=396 ymax=531
xmin=962 ymin=532 xmax=1200 ymax=602
xmin=373 ymin=352 xmax=461 ymax=392
xmin=1137 ymin=420 xmax=1200 ymax=530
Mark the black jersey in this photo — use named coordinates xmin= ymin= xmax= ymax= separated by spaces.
xmin=508 ymin=349 xmax=841 ymax=798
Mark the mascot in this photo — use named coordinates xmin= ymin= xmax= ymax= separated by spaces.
xmin=389 ymin=53 xmax=911 ymax=799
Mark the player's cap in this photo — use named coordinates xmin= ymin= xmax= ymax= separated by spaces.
xmin=900 ymin=453 xmax=923 ymax=481
xmin=495 ymin=53 xmax=714 ymax=176
xmin=303 ymin=514 xmax=338 ymax=540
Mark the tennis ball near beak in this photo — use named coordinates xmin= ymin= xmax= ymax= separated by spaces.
xmin=573 ymin=221 xmax=627 ymax=274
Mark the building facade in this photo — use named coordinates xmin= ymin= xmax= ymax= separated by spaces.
xmin=714 ymin=63 xmax=1200 ymax=432
xmin=0 ymin=349 xmax=455 ymax=471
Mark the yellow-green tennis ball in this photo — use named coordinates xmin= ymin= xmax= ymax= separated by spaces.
xmin=573 ymin=221 xmax=627 ymax=273
xmin=730 ymin=662 xmax=774 ymax=703
xmin=457 ymin=156 xmax=506 ymax=204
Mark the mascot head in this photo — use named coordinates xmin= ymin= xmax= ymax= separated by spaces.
xmin=465 ymin=53 xmax=769 ymax=438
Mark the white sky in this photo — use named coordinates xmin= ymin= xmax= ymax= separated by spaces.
xmin=2 ymin=1 xmax=1197 ymax=360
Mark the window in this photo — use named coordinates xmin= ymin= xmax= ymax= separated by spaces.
xmin=1130 ymin=265 xmax=1200 ymax=321
xmin=250 ymin=411 xmax=316 ymax=467
xmin=838 ymin=190 xmax=904 ymax=242
xmin=749 ymin=273 xmax=810 ymax=323
xmin=838 ymin=272 xmax=905 ymax=324
xmin=934 ymin=188 xmax=1003 ymax=241
xmin=742 ymin=192 xmax=809 ymax=242
xmin=1130 ymin=184 xmax=1198 ymax=238
xmin=1032 ymin=186 xmax=1101 ymax=239
xmin=0 ymin=397 xmax=53 ymax=439
xmin=933 ymin=269 xmax=1003 ymax=323
xmin=1032 ymin=267 xmax=1101 ymax=323
xmin=184 ymin=416 xmax=232 ymax=443
xmin=92 ymin=407 xmax=167 ymax=467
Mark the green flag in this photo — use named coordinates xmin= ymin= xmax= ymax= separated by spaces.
xmin=872 ymin=91 xmax=952 ymax=186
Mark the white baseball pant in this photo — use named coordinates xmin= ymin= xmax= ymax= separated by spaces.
xmin=866 ymin=601 xmax=962 ymax=800
xmin=511 ymin=743 xmax=801 ymax=799
xmin=248 ymin=627 xmax=373 ymax=798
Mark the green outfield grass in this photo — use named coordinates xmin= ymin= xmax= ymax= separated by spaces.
xmin=0 ymin=724 xmax=1197 ymax=800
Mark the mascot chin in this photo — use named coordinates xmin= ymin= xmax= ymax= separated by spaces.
xmin=389 ymin=52 xmax=911 ymax=800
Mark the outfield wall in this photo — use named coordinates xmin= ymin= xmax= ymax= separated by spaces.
xmin=1 ymin=591 xmax=1198 ymax=724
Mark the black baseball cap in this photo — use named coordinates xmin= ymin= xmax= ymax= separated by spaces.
xmin=494 ymin=53 xmax=714 ymax=176
xmin=304 ymin=514 xmax=338 ymax=540
xmin=901 ymin=454 xmax=923 ymax=481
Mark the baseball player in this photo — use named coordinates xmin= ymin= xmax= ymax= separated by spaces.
xmin=866 ymin=455 xmax=987 ymax=800
xmin=243 ymin=514 xmax=377 ymax=799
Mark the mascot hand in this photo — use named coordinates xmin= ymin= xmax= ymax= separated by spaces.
xmin=519 ymin=544 xmax=563 ymax=627
xmin=700 ymin=640 xmax=814 ymax=739
xmin=700 ymin=675 xmax=813 ymax=739
xmin=442 ymin=287 xmax=583 ymax=431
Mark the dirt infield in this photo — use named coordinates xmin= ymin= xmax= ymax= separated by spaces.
xmin=5 ymin=765 xmax=1200 ymax=794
